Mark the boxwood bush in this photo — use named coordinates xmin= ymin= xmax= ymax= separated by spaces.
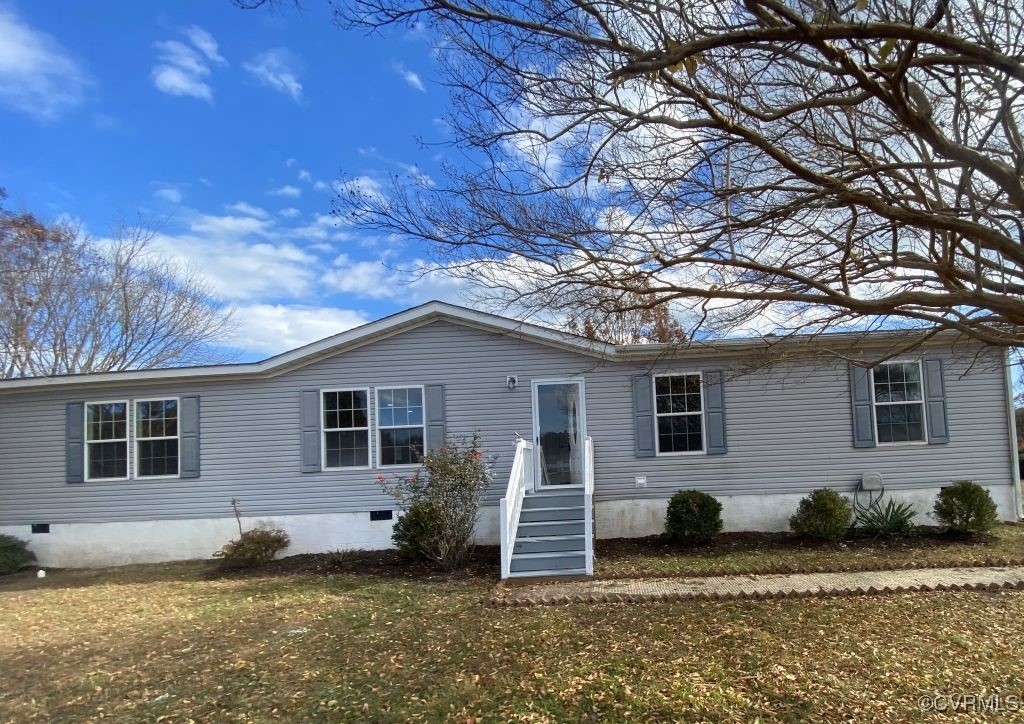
xmin=391 ymin=502 xmax=440 ymax=559
xmin=933 ymin=480 xmax=998 ymax=535
xmin=665 ymin=490 xmax=723 ymax=544
xmin=0 ymin=534 xmax=36 ymax=575
xmin=789 ymin=489 xmax=853 ymax=540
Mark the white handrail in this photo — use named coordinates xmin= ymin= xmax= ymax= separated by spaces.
xmin=583 ymin=436 xmax=594 ymax=575
xmin=499 ymin=439 xmax=533 ymax=579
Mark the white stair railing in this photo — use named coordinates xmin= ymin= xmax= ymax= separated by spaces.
xmin=499 ymin=439 xmax=533 ymax=579
xmin=584 ymin=436 xmax=595 ymax=575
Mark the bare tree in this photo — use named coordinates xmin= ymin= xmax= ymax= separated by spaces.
xmin=265 ymin=0 xmax=1024 ymax=352
xmin=0 ymin=190 xmax=235 ymax=378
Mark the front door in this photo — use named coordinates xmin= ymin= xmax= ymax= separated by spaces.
xmin=532 ymin=379 xmax=586 ymax=488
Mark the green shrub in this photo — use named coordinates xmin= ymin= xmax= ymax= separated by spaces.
xmin=0 ymin=534 xmax=36 ymax=575
xmin=665 ymin=490 xmax=723 ymax=544
xmin=933 ymin=480 xmax=998 ymax=535
xmin=215 ymin=525 xmax=290 ymax=568
xmin=789 ymin=489 xmax=853 ymax=540
xmin=855 ymin=499 xmax=917 ymax=536
xmin=391 ymin=503 xmax=440 ymax=559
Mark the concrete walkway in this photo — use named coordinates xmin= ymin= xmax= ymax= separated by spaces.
xmin=488 ymin=565 xmax=1024 ymax=606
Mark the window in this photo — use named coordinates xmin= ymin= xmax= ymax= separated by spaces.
xmin=654 ymin=374 xmax=704 ymax=454
xmin=872 ymin=361 xmax=926 ymax=443
xmin=86 ymin=401 xmax=129 ymax=480
xmin=377 ymin=386 xmax=425 ymax=466
xmin=136 ymin=399 xmax=179 ymax=477
xmin=322 ymin=389 xmax=370 ymax=468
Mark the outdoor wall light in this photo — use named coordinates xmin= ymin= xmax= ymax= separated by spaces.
xmin=506 ymin=375 xmax=518 ymax=390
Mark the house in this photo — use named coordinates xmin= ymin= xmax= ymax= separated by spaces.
xmin=0 ymin=301 xmax=1019 ymax=578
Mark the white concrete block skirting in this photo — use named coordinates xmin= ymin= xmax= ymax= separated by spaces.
xmin=1 ymin=511 xmax=400 ymax=568
xmin=4 ymin=484 xmax=1016 ymax=568
xmin=592 ymin=484 xmax=1018 ymax=539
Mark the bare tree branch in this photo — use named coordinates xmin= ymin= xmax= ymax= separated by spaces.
xmin=0 ymin=190 xmax=236 ymax=378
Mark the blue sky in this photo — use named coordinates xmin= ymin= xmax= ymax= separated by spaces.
xmin=0 ymin=1 xmax=462 ymax=359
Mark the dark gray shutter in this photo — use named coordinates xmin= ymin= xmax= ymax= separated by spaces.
xmin=300 ymin=389 xmax=321 ymax=472
xmin=632 ymin=375 xmax=656 ymax=457
xmin=922 ymin=358 xmax=950 ymax=444
xmin=703 ymin=370 xmax=727 ymax=455
xmin=849 ymin=363 xmax=876 ymax=448
xmin=179 ymin=395 xmax=201 ymax=478
xmin=66 ymin=401 xmax=85 ymax=484
xmin=425 ymin=384 xmax=446 ymax=451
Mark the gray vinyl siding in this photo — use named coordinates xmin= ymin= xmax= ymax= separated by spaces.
xmin=0 ymin=320 xmax=1014 ymax=525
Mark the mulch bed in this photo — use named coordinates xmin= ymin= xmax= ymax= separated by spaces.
xmin=597 ymin=528 xmax=996 ymax=560
xmin=206 ymin=545 xmax=501 ymax=582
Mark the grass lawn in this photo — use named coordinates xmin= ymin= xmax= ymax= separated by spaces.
xmin=596 ymin=523 xmax=1024 ymax=579
xmin=4 ymin=555 xmax=1024 ymax=722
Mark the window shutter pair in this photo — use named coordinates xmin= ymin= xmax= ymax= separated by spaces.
xmin=848 ymin=360 xmax=949 ymax=447
xmin=632 ymin=371 xmax=727 ymax=457
xmin=65 ymin=396 xmax=200 ymax=483
xmin=300 ymin=385 xmax=446 ymax=472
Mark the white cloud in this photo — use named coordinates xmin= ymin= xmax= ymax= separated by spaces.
xmin=189 ymin=213 xmax=272 ymax=238
xmin=151 ymin=224 xmax=318 ymax=302
xmin=0 ymin=7 xmax=90 ymax=120
xmin=154 ymin=187 xmax=182 ymax=203
xmin=298 ymin=169 xmax=312 ymax=182
xmin=229 ymin=303 xmax=369 ymax=355
xmin=291 ymin=214 xmax=350 ymax=242
xmin=269 ymin=184 xmax=301 ymax=198
xmin=227 ymin=201 xmax=270 ymax=218
xmin=337 ymin=175 xmax=385 ymax=201
xmin=244 ymin=48 xmax=303 ymax=102
xmin=392 ymin=61 xmax=425 ymax=92
xmin=278 ymin=207 xmax=302 ymax=218
xmin=321 ymin=253 xmax=465 ymax=303
xmin=183 ymin=25 xmax=226 ymax=65
xmin=151 ymin=27 xmax=224 ymax=101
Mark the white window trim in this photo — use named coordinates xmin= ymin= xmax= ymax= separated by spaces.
xmin=84 ymin=399 xmax=131 ymax=482
xmin=375 ymin=384 xmax=427 ymax=469
xmin=134 ymin=397 xmax=181 ymax=480
xmin=320 ymin=387 xmax=372 ymax=471
xmin=652 ymin=372 xmax=707 ymax=456
xmin=871 ymin=359 xmax=929 ymax=446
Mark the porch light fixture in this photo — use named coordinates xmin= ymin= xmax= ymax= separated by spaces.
xmin=506 ymin=375 xmax=518 ymax=390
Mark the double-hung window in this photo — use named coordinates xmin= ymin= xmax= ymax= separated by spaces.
xmin=85 ymin=401 xmax=129 ymax=480
xmin=136 ymin=399 xmax=180 ymax=477
xmin=377 ymin=386 xmax=425 ymax=466
xmin=872 ymin=361 xmax=926 ymax=443
xmin=322 ymin=389 xmax=370 ymax=468
xmin=654 ymin=374 xmax=704 ymax=454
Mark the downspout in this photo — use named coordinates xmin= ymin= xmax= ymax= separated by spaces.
xmin=1002 ymin=348 xmax=1023 ymax=519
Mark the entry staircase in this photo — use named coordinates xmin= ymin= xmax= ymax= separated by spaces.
xmin=499 ymin=437 xmax=594 ymax=579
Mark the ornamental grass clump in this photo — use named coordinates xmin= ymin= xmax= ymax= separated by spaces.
xmin=380 ymin=432 xmax=492 ymax=570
